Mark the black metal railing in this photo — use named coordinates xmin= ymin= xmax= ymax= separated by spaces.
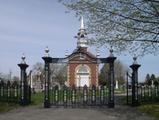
xmin=138 ymin=85 xmax=159 ymax=103
xmin=127 ymin=85 xmax=159 ymax=105
xmin=0 ymin=80 xmax=20 ymax=103
xmin=0 ymin=79 xmax=31 ymax=105
xmin=50 ymin=85 xmax=108 ymax=107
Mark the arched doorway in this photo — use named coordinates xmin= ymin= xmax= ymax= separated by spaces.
xmin=76 ymin=65 xmax=90 ymax=87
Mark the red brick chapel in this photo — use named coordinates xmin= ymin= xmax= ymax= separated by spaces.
xmin=66 ymin=17 xmax=98 ymax=87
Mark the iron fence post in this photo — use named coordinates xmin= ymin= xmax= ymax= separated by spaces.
xmin=18 ymin=61 xmax=29 ymax=105
xmin=130 ymin=58 xmax=141 ymax=106
xmin=42 ymin=56 xmax=52 ymax=108
xmin=107 ymin=54 xmax=116 ymax=108
xmin=126 ymin=72 xmax=129 ymax=105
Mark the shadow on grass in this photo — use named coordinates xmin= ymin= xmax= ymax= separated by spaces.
xmin=138 ymin=103 xmax=159 ymax=118
xmin=0 ymin=102 xmax=20 ymax=113
xmin=0 ymin=92 xmax=44 ymax=113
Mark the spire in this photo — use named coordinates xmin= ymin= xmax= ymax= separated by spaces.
xmin=76 ymin=16 xmax=88 ymax=49
xmin=80 ymin=16 xmax=84 ymax=29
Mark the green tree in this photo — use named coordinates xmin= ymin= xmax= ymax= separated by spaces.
xmin=145 ymin=73 xmax=157 ymax=85
xmin=98 ymin=60 xmax=127 ymax=86
xmin=145 ymin=73 xmax=151 ymax=85
xmin=98 ymin=64 xmax=109 ymax=85
xmin=150 ymin=74 xmax=156 ymax=81
xmin=60 ymin=0 xmax=159 ymax=56
xmin=114 ymin=60 xmax=127 ymax=86
xmin=154 ymin=76 xmax=159 ymax=86
xmin=150 ymin=74 xmax=156 ymax=86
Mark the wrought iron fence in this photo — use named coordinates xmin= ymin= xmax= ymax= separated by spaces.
xmin=0 ymin=80 xmax=20 ymax=103
xmin=50 ymin=85 xmax=109 ymax=107
xmin=138 ymin=85 xmax=159 ymax=103
xmin=0 ymin=79 xmax=32 ymax=104
xmin=127 ymin=85 xmax=159 ymax=105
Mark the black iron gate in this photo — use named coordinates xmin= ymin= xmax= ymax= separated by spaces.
xmin=41 ymin=47 xmax=151 ymax=108
xmin=42 ymin=47 xmax=116 ymax=108
xmin=50 ymin=85 xmax=108 ymax=107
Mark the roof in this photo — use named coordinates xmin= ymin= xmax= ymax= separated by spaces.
xmin=67 ymin=47 xmax=97 ymax=61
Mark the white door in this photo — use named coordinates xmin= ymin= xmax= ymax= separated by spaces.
xmin=76 ymin=65 xmax=90 ymax=87
xmin=76 ymin=75 xmax=89 ymax=87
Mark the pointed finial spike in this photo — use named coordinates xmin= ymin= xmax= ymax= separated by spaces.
xmin=133 ymin=54 xmax=138 ymax=64
xmin=45 ymin=46 xmax=49 ymax=57
xmin=80 ymin=16 xmax=84 ymax=29
xmin=109 ymin=46 xmax=114 ymax=57
xmin=21 ymin=53 xmax=26 ymax=64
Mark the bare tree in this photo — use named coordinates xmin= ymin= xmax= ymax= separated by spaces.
xmin=31 ymin=62 xmax=67 ymax=85
xmin=12 ymin=76 xmax=20 ymax=81
xmin=60 ymin=0 xmax=159 ymax=56
xmin=50 ymin=64 xmax=67 ymax=85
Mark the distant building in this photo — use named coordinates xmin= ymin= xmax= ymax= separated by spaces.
xmin=66 ymin=17 xmax=98 ymax=87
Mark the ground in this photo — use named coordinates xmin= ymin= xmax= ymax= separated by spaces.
xmin=0 ymin=105 xmax=157 ymax=120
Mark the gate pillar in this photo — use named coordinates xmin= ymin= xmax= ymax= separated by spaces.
xmin=107 ymin=48 xmax=116 ymax=108
xmin=130 ymin=57 xmax=141 ymax=106
xmin=18 ymin=54 xmax=29 ymax=105
xmin=42 ymin=47 xmax=52 ymax=108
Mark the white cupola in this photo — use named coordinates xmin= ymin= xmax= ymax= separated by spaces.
xmin=76 ymin=16 xmax=88 ymax=49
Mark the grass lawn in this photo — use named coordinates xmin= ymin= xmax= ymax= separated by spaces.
xmin=31 ymin=92 xmax=44 ymax=105
xmin=138 ymin=103 xmax=159 ymax=118
xmin=0 ymin=92 xmax=44 ymax=113
xmin=0 ymin=102 xmax=19 ymax=113
xmin=114 ymin=89 xmax=125 ymax=94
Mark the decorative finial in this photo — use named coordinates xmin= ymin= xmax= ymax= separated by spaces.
xmin=65 ymin=50 xmax=69 ymax=57
xmin=21 ymin=53 xmax=26 ymax=64
xmin=109 ymin=46 xmax=114 ymax=57
xmin=133 ymin=54 xmax=138 ymax=64
xmin=45 ymin=46 xmax=49 ymax=57
xmin=80 ymin=16 xmax=84 ymax=29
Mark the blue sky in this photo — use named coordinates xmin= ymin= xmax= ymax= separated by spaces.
xmin=0 ymin=0 xmax=158 ymax=81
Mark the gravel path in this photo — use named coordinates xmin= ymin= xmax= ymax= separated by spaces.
xmin=0 ymin=105 xmax=157 ymax=120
